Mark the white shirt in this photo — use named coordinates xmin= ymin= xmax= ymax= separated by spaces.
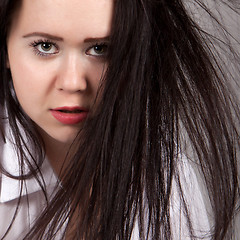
xmin=0 ymin=120 xmax=58 ymax=239
xmin=0 ymin=121 xmax=211 ymax=239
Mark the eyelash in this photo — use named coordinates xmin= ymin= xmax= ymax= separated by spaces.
xmin=29 ymin=39 xmax=109 ymax=58
xmin=29 ymin=39 xmax=58 ymax=57
xmin=86 ymin=42 xmax=109 ymax=59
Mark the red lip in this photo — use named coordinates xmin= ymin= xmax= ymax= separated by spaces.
xmin=50 ymin=106 xmax=89 ymax=125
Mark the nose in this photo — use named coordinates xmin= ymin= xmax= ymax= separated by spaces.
xmin=56 ymin=54 xmax=87 ymax=93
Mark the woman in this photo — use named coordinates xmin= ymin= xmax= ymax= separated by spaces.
xmin=0 ymin=0 xmax=240 ymax=239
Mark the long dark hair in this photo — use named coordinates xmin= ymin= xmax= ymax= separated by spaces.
xmin=1 ymin=0 xmax=240 ymax=239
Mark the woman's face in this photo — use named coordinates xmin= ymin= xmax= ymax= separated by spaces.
xmin=7 ymin=0 xmax=113 ymax=145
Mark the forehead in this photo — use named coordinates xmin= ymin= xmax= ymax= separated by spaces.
xmin=10 ymin=0 xmax=113 ymax=40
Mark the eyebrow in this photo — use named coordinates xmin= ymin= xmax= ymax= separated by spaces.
xmin=23 ymin=32 xmax=110 ymax=43
xmin=23 ymin=32 xmax=63 ymax=41
xmin=84 ymin=37 xmax=110 ymax=43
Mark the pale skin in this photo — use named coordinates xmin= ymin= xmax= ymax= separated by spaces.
xmin=7 ymin=0 xmax=113 ymax=175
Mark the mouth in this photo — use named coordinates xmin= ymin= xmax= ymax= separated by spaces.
xmin=50 ymin=106 xmax=89 ymax=125
xmin=57 ymin=109 xmax=83 ymax=113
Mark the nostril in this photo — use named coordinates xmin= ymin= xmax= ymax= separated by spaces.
xmin=56 ymin=74 xmax=88 ymax=93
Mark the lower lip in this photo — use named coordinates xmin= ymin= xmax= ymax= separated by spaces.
xmin=50 ymin=110 xmax=88 ymax=125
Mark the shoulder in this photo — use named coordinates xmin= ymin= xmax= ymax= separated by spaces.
xmin=0 ymin=115 xmax=58 ymax=202
xmin=0 ymin=119 xmax=58 ymax=238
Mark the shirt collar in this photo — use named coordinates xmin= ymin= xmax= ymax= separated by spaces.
xmin=0 ymin=120 xmax=58 ymax=203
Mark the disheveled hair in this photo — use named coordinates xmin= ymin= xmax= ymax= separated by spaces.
xmin=0 ymin=0 xmax=240 ymax=239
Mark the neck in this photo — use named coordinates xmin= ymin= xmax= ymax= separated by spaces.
xmin=39 ymin=131 xmax=74 ymax=176
xmin=45 ymin=139 xmax=70 ymax=176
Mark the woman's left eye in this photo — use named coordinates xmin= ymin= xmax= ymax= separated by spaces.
xmin=86 ymin=43 xmax=108 ymax=57
xmin=30 ymin=40 xmax=59 ymax=56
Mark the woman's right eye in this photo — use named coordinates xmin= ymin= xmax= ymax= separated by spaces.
xmin=30 ymin=40 xmax=59 ymax=57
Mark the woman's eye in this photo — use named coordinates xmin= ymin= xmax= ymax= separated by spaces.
xmin=30 ymin=40 xmax=59 ymax=56
xmin=36 ymin=42 xmax=58 ymax=54
xmin=40 ymin=43 xmax=53 ymax=52
xmin=86 ymin=43 xmax=108 ymax=57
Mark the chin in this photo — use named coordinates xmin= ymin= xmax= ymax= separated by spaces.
xmin=52 ymin=133 xmax=78 ymax=144
xmin=37 ymin=125 xmax=79 ymax=146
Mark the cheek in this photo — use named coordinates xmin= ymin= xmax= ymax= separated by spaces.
xmin=87 ymin=62 xmax=107 ymax=92
xmin=11 ymin=64 xmax=42 ymax=102
xmin=9 ymin=59 xmax=53 ymax=116
xmin=8 ymin=44 xmax=55 ymax=95
xmin=9 ymin=53 xmax=54 ymax=95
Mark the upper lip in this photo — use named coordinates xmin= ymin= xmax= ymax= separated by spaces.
xmin=51 ymin=106 xmax=89 ymax=112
